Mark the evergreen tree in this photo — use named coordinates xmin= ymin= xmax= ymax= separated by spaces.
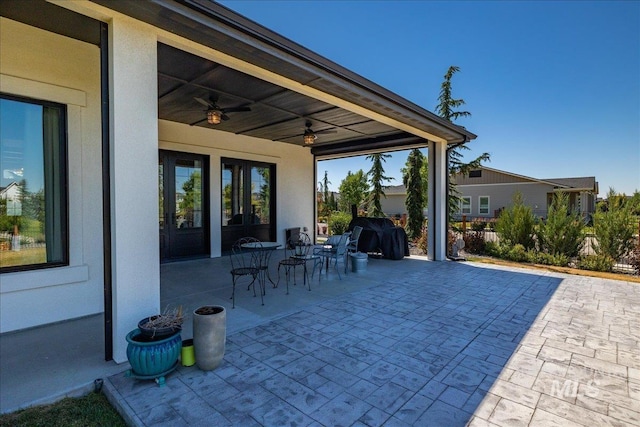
xmin=329 ymin=192 xmax=337 ymax=211
xmin=402 ymin=149 xmax=425 ymax=239
xmin=538 ymin=192 xmax=585 ymax=257
xmin=366 ymin=153 xmax=392 ymax=217
xmin=436 ymin=66 xmax=490 ymax=217
xmin=495 ymin=192 xmax=536 ymax=250
xmin=317 ymin=171 xmax=332 ymax=217
xmin=593 ymin=188 xmax=636 ymax=261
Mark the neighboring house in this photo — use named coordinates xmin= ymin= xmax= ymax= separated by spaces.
xmin=380 ymin=167 xmax=598 ymax=221
xmin=0 ymin=0 xmax=476 ymax=364
xmin=381 ymin=184 xmax=414 ymax=218
xmin=0 ymin=182 xmax=21 ymax=216
xmin=452 ymin=167 xmax=598 ymax=220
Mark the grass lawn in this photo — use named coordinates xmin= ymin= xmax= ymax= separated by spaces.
xmin=0 ymin=393 xmax=126 ymax=427
xmin=0 ymin=247 xmax=46 ymax=267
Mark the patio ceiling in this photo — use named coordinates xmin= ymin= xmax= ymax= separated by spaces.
xmin=96 ymin=0 xmax=477 ymax=157
xmin=157 ymin=42 xmax=408 ymax=150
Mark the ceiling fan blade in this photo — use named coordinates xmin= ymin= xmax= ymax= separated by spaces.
xmin=316 ymin=129 xmax=337 ymax=134
xmin=194 ymin=97 xmax=213 ymax=108
xmin=221 ymin=113 xmax=231 ymax=121
xmin=222 ymin=106 xmax=251 ymax=113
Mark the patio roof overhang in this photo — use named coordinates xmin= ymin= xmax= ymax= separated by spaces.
xmin=87 ymin=0 xmax=476 ymax=156
xmin=3 ymin=0 xmax=476 ymax=156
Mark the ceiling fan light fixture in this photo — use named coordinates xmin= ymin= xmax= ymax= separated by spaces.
xmin=207 ymin=109 xmax=222 ymax=125
xmin=303 ymin=130 xmax=316 ymax=145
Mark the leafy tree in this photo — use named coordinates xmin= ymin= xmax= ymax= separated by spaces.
xmin=593 ymin=188 xmax=635 ymax=261
xmin=338 ymin=170 xmax=368 ymax=213
xmin=179 ymin=170 xmax=202 ymax=226
xmin=435 ymin=66 xmax=490 ymax=218
xmin=366 ymin=153 xmax=392 ymax=217
xmin=402 ymin=149 xmax=425 ymax=239
xmin=495 ymin=192 xmax=536 ymax=250
xmin=538 ymin=192 xmax=585 ymax=257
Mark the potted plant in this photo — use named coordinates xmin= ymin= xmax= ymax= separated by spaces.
xmin=137 ymin=305 xmax=184 ymax=339
xmin=125 ymin=305 xmax=184 ymax=386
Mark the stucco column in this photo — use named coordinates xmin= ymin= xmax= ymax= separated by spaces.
xmin=109 ymin=17 xmax=159 ymax=363
xmin=427 ymin=140 xmax=448 ymax=261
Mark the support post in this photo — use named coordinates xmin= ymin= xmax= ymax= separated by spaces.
xmin=427 ymin=140 xmax=448 ymax=260
xmin=109 ymin=17 xmax=159 ymax=363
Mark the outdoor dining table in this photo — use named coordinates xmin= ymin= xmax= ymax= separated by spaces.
xmin=240 ymin=241 xmax=281 ymax=287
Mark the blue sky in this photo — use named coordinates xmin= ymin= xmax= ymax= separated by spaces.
xmin=220 ymin=1 xmax=640 ymax=196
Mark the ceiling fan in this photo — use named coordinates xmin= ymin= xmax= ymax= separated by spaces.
xmin=194 ymin=95 xmax=251 ymax=124
xmin=303 ymin=120 xmax=337 ymax=144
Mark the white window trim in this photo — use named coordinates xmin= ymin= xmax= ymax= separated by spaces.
xmin=460 ymin=196 xmax=471 ymax=215
xmin=479 ymin=196 xmax=490 ymax=215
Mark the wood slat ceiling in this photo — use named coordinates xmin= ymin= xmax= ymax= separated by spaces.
xmin=157 ymin=43 xmax=401 ymax=147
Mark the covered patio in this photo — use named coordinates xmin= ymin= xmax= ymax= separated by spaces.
xmin=3 ymin=255 xmax=638 ymax=426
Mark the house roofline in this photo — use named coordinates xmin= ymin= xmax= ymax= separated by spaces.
xmin=463 ymin=166 xmax=583 ymax=189
xmin=90 ymin=0 xmax=475 ymax=144
xmin=199 ymin=0 xmax=476 ymax=142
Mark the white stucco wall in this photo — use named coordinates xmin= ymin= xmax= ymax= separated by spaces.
xmin=159 ymin=119 xmax=315 ymax=258
xmin=0 ymin=18 xmax=104 ymax=332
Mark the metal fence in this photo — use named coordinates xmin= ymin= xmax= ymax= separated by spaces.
xmin=464 ymin=230 xmax=639 ymax=274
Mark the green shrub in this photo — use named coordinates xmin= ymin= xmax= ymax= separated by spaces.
xmin=470 ymin=219 xmax=487 ymax=231
xmin=484 ymin=241 xmax=503 ymax=258
xmin=463 ymin=231 xmax=486 ymax=254
xmin=629 ymin=244 xmax=640 ymax=275
xmin=592 ymin=191 xmax=635 ymax=261
xmin=529 ymin=251 xmax=570 ymax=267
xmin=414 ymin=224 xmax=428 ymax=255
xmin=537 ymin=192 xmax=585 ymax=258
xmin=327 ymin=211 xmax=352 ymax=235
xmin=503 ymin=244 xmax=529 ymax=262
xmin=577 ymin=254 xmax=615 ymax=272
xmin=495 ymin=192 xmax=537 ymax=250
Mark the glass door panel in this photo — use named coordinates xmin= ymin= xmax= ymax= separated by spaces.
xmin=222 ymin=163 xmax=244 ymax=225
xmin=175 ymin=158 xmax=203 ymax=229
xmin=159 ymin=150 xmax=209 ymax=261
xmin=221 ymin=158 xmax=275 ymax=251
xmin=251 ymin=166 xmax=270 ymax=225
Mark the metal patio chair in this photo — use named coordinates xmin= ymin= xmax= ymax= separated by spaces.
xmin=229 ymin=237 xmax=263 ymax=308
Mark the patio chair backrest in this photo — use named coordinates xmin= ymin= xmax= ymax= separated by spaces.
xmin=348 ymin=226 xmax=363 ymax=251
xmin=231 ymin=237 xmax=261 ymax=271
xmin=285 ymin=232 xmax=311 ymax=258
xmin=334 ymin=232 xmax=351 ymax=257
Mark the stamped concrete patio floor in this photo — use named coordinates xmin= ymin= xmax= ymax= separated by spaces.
xmin=105 ymin=258 xmax=640 ymax=427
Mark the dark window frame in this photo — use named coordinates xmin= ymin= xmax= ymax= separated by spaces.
xmin=0 ymin=93 xmax=69 ymax=273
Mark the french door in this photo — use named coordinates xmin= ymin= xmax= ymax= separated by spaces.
xmin=159 ymin=150 xmax=210 ymax=261
xmin=221 ymin=158 xmax=276 ymax=252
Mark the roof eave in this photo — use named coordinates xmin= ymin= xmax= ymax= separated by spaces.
xmin=92 ymin=0 xmax=475 ymax=144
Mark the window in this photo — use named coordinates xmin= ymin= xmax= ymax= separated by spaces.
xmin=0 ymin=94 xmax=68 ymax=272
xmin=460 ymin=196 xmax=471 ymax=215
xmin=479 ymin=196 xmax=490 ymax=215
xmin=469 ymin=170 xmax=482 ymax=178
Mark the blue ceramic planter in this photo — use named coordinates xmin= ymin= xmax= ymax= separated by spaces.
xmin=126 ymin=328 xmax=181 ymax=382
